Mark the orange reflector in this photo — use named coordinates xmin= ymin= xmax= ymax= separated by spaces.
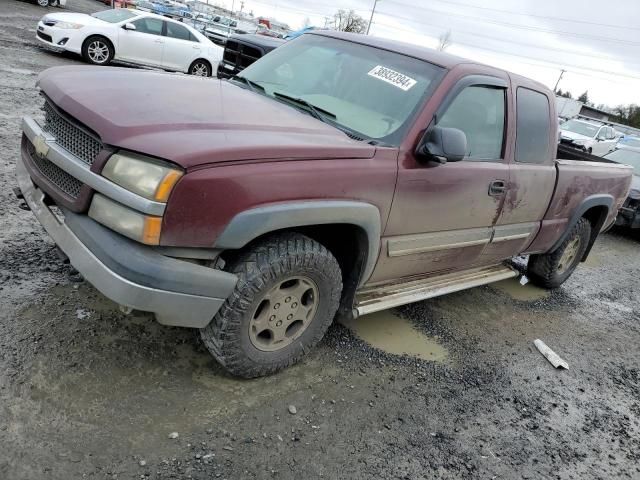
xmin=154 ymin=170 xmax=183 ymax=202
xmin=142 ymin=216 xmax=162 ymax=245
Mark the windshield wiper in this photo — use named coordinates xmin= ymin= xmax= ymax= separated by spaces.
xmin=272 ymin=92 xmax=336 ymax=121
xmin=231 ymin=76 xmax=265 ymax=93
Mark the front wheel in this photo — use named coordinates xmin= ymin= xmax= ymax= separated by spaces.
xmin=189 ymin=59 xmax=212 ymax=77
xmin=82 ymin=36 xmax=114 ymax=66
xmin=37 ymin=0 xmax=50 ymax=6
xmin=527 ymin=218 xmax=591 ymax=288
xmin=200 ymin=233 xmax=343 ymax=378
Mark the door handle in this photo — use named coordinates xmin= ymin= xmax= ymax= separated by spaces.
xmin=154 ymin=39 xmax=164 ymax=44
xmin=489 ymin=180 xmax=506 ymax=196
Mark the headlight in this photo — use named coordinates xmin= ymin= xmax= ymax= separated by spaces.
xmin=89 ymin=194 xmax=162 ymax=245
xmin=55 ymin=22 xmax=85 ymax=29
xmin=572 ymin=139 xmax=586 ymax=145
xmin=102 ymin=152 xmax=183 ymax=202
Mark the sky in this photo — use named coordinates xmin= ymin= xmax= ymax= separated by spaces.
xmin=211 ymin=0 xmax=640 ymax=108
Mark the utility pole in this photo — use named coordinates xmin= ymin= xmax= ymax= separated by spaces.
xmin=553 ymin=69 xmax=566 ymax=93
xmin=366 ymin=0 xmax=380 ymax=35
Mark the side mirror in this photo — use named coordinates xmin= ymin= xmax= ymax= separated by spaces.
xmin=416 ymin=126 xmax=468 ymax=164
xmin=123 ymin=23 xmax=136 ymax=31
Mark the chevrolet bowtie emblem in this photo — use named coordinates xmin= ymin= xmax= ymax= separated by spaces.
xmin=33 ymin=134 xmax=50 ymax=159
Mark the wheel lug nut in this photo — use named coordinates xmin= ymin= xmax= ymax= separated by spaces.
xmin=291 ymin=302 xmax=297 ymax=308
xmin=269 ymin=315 xmax=276 ymax=322
xmin=285 ymin=297 xmax=291 ymax=303
xmin=287 ymin=314 xmax=293 ymax=320
xmin=274 ymin=303 xmax=280 ymax=309
xmin=276 ymin=320 xmax=282 ymax=326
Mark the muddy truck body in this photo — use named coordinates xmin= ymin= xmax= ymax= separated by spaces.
xmin=16 ymin=31 xmax=633 ymax=377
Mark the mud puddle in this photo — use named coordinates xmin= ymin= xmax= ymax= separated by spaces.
xmin=492 ymin=277 xmax=550 ymax=301
xmin=341 ymin=310 xmax=448 ymax=362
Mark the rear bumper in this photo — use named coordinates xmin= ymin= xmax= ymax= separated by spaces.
xmin=16 ymin=154 xmax=237 ymax=328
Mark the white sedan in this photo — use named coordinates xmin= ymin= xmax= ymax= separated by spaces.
xmin=35 ymin=8 xmax=223 ymax=76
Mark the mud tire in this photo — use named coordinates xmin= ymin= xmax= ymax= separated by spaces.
xmin=200 ymin=233 xmax=343 ymax=378
xmin=527 ymin=218 xmax=591 ymax=289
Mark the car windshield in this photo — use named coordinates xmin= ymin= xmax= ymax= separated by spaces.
xmin=604 ymin=149 xmax=640 ymax=174
xmin=237 ymin=35 xmax=444 ymax=145
xmin=91 ymin=9 xmax=138 ymax=23
xmin=560 ymin=119 xmax=599 ymax=138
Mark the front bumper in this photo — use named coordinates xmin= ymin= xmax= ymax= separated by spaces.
xmin=16 ymin=142 xmax=237 ymax=329
xmin=616 ymin=199 xmax=640 ymax=229
xmin=35 ymin=21 xmax=81 ymax=54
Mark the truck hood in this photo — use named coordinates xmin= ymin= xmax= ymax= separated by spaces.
xmin=37 ymin=66 xmax=376 ymax=169
xmin=560 ymin=130 xmax=592 ymax=142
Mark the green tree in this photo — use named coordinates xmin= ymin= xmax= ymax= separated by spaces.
xmin=577 ymin=91 xmax=589 ymax=103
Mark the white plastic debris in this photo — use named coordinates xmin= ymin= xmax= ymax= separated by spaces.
xmin=534 ymin=339 xmax=569 ymax=370
xmin=519 ymin=275 xmax=529 ymax=286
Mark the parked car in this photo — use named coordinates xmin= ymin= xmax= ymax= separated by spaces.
xmin=559 ymin=118 xmax=618 ymax=156
xmin=34 ymin=0 xmax=66 ymax=7
xmin=604 ymin=144 xmax=640 ymax=230
xmin=217 ymin=33 xmax=284 ymax=78
xmin=17 ymin=31 xmax=632 ymax=378
xmin=35 ymin=8 xmax=223 ymax=76
xmin=204 ymin=16 xmax=238 ymax=45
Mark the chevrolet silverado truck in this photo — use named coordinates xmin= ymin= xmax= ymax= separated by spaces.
xmin=16 ymin=32 xmax=633 ymax=377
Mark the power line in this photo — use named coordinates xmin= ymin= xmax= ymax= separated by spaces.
xmin=385 ymin=0 xmax=640 ymax=47
xmin=373 ymin=20 xmax=640 ymax=83
xmin=377 ymin=12 xmax=640 ymax=67
xmin=427 ymin=0 xmax=640 ymax=32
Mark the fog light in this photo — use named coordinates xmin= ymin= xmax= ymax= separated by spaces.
xmin=57 ymin=38 xmax=69 ymax=46
xmin=88 ymin=194 xmax=162 ymax=245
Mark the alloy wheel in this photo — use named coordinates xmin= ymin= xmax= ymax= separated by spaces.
xmin=87 ymin=40 xmax=109 ymax=64
xmin=557 ymin=236 xmax=581 ymax=274
xmin=248 ymin=276 xmax=319 ymax=352
xmin=191 ymin=62 xmax=209 ymax=76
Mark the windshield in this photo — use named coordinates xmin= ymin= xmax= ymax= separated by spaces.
xmin=605 ymin=149 xmax=640 ymax=174
xmin=92 ymin=9 xmax=137 ymax=23
xmin=237 ymin=35 xmax=444 ymax=145
xmin=560 ymin=119 xmax=599 ymax=138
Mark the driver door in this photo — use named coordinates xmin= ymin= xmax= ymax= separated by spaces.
xmin=368 ymin=76 xmax=510 ymax=284
xmin=118 ymin=17 xmax=165 ymax=67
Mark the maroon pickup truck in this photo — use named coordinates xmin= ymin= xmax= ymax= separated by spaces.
xmin=17 ymin=31 xmax=632 ymax=377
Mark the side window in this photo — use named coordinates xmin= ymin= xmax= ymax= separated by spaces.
xmin=132 ymin=17 xmax=164 ymax=36
xmin=189 ymin=31 xmax=200 ymax=42
xmin=165 ymin=21 xmax=193 ymax=41
xmin=515 ymin=87 xmax=551 ymax=163
xmin=438 ymin=86 xmax=505 ymax=160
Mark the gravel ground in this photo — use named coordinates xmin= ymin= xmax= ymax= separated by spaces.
xmin=1 ymin=1 xmax=640 ymax=479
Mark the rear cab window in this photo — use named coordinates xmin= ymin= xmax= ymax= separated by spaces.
xmin=515 ymin=87 xmax=551 ymax=163
xmin=132 ymin=17 xmax=164 ymax=36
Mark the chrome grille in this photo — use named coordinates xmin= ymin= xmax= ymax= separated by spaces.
xmin=27 ymin=142 xmax=83 ymax=199
xmin=42 ymin=100 xmax=102 ymax=166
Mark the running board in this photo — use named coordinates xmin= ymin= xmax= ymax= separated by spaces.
xmin=355 ymin=264 xmax=518 ymax=317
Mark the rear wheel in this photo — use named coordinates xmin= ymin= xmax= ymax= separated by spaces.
xmin=82 ymin=36 xmax=114 ymax=66
xmin=200 ymin=233 xmax=343 ymax=378
xmin=189 ymin=59 xmax=212 ymax=77
xmin=527 ymin=218 xmax=591 ymax=288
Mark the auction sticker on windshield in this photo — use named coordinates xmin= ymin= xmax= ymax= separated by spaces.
xmin=368 ymin=66 xmax=417 ymax=91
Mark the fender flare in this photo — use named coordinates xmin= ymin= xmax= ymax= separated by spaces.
xmin=214 ymin=201 xmax=382 ymax=286
xmin=549 ymin=194 xmax=613 ymax=258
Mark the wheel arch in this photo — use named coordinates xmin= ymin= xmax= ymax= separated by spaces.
xmin=214 ymin=201 xmax=381 ymax=292
xmin=550 ymin=194 xmax=613 ymax=261
xmin=82 ymin=34 xmax=115 ymax=57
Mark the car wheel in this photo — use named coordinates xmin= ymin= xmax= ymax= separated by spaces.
xmin=527 ymin=218 xmax=591 ymax=289
xmin=200 ymin=232 xmax=343 ymax=378
xmin=37 ymin=0 xmax=50 ymax=6
xmin=82 ymin=36 xmax=114 ymax=66
xmin=189 ymin=59 xmax=212 ymax=77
